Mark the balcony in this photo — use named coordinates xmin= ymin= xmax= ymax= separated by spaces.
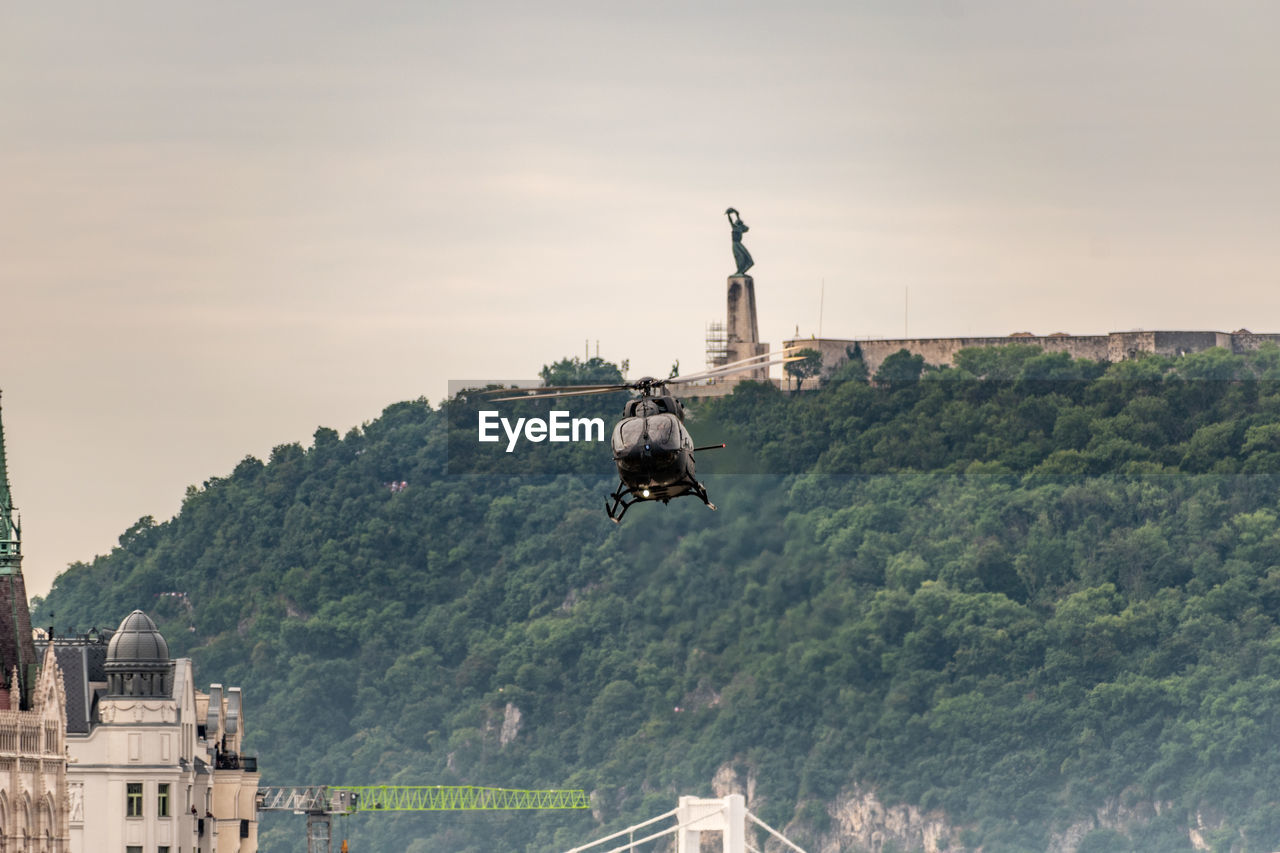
xmin=214 ymin=751 xmax=258 ymax=772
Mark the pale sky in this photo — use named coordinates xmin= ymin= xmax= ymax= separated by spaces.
xmin=3 ymin=1 xmax=1278 ymax=597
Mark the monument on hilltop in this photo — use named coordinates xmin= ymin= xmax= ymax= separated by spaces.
xmin=723 ymin=208 xmax=769 ymax=381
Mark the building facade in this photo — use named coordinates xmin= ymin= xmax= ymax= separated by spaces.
xmin=0 ymin=392 xmax=71 ymax=851
xmin=0 ymin=644 xmax=70 ymax=851
xmin=45 ymin=612 xmax=259 ymax=853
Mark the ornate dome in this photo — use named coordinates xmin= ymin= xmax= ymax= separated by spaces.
xmin=104 ymin=610 xmax=173 ymax=698
xmin=107 ymin=610 xmax=169 ymax=663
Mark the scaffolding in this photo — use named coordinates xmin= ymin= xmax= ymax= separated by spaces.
xmin=705 ymin=321 xmax=729 ymax=372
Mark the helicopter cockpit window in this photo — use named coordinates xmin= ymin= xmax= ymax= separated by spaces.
xmin=646 ymin=416 xmax=676 ymax=447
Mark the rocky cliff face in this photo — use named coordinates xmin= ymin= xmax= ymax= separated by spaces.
xmin=711 ymin=761 xmax=1229 ymax=853
xmin=810 ymin=792 xmax=1226 ymax=853
xmin=814 ymin=787 xmax=958 ymax=853
xmin=712 ymin=763 xmax=960 ymax=853
xmin=711 ymin=762 xmax=757 ymax=803
xmin=1045 ymin=796 xmax=1175 ymax=853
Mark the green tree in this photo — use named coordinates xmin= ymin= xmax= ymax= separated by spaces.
xmin=784 ymin=348 xmax=823 ymax=391
xmin=874 ymin=349 xmax=926 ymax=384
xmin=539 ymin=356 xmax=628 ymax=386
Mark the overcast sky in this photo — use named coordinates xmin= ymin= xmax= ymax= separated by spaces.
xmin=3 ymin=1 xmax=1278 ymax=597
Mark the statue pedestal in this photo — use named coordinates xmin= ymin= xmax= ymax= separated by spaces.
xmin=726 ymin=275 xmax=769 ymax=380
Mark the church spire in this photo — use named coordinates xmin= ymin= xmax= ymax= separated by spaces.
xmin=0 ymin=391 xmax=35 ymax=710
xmin=0 ymin=390 xmax=20 ymax=576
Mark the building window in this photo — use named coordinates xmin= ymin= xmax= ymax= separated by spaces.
xmin=126 ymin=847 xmax=142 ymax=853
xmin=159 ymin=848 xmax=170 ymax=853
xmin=158 ymin=783 xmax=171 ymax=817
xmin=127 ymin=782 xmax=143 ymax=817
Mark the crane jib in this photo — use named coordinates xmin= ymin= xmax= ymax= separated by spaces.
xmin=256 ymin=785 xmax=590 ymax=814
xmin=347 ymin=785 xmax=590 ymax=812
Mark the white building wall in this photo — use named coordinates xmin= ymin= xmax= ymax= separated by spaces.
xmin=67 ymin=657 xmax=253 ymax=853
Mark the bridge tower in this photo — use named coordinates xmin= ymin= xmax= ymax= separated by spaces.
xmin=676 ymin=794 xmax=747 ymax=853
xmin=564 ymin=793 xmax=807 ymax=853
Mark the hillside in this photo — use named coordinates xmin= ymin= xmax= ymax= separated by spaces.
xmin=35 ymin=345 xmax=1280 ymax=853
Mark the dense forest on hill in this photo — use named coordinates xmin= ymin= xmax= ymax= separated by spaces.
xmin=34 ymin=345 xmax=1280 ymax=852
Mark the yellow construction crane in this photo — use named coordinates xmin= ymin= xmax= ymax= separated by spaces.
xmin=256 ymin=785 xmax=590 ymax=853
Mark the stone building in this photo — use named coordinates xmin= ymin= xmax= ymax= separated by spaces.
xmin=43 ymin=612 xmax=260 ymax=853
xmin=0 ymin=392 xmax=71 ymax=851
xmin=782 ymin=329 xmax=1280 ymax=381
xmin=0 ymin=646 xmax=69 ymax=851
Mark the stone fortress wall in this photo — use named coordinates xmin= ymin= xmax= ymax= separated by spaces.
xmin=783 ymin=329 xmax=1280 ymax=379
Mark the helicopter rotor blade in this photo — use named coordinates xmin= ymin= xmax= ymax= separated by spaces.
xmin=669 ymin=350 xmax=806 ymax=385
xmin=484 ymin=383 xmax=629 ymax=397
xmin=489 ymin=385 xmax=633 ymax=402
xmin=669 ymin=356 xmax=804 ymax=386
xmin=485 ymin=344 xmax=808 ymax=401
xmin=671 ymin=345 xmax=803 ymax=383
xmin=667 ymin=345 xmax=804 ymax=384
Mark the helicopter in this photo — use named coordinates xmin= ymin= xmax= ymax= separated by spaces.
xmin=491 ymin=347 xmax=800 ymax=522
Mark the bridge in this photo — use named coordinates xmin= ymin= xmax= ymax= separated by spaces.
xmin=564 ymin=794 xmax=808 ymax=853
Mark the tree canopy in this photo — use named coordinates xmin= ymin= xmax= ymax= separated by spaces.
xmin=35 ymin=344 xmax=1280 ymax=852
xmin=539 ymin=356 xmax=628 ymax=386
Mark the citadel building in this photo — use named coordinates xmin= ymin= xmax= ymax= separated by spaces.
xmin=780 ymin=328 xmax=1280 ymax=380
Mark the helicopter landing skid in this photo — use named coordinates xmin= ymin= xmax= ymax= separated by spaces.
xmin=605 ymin=479 xmax=717 ymax=523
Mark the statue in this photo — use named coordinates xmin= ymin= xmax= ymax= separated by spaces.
xmin=70 ymin=782 xmax=84 ymax=821
xmin=725 ymin=208 xmax=754 ymax=276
